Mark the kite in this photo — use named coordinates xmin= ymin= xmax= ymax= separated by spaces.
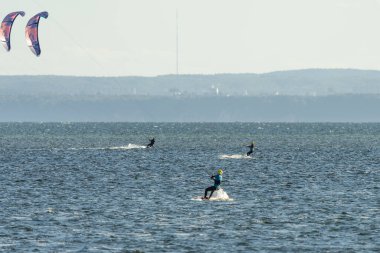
xmin=0 ymin=11 xmax=25 ymax=51
xmin=25 ymin=11 xmax=48 ymax=56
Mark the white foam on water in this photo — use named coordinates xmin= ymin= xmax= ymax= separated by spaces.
xmin=108 ymin=144 xmax=146 ymax=150
xmin=67 ymin=147 xmax=105 ymax=151
xmin=192 ymin=188 xmax=233 ymax=201
xmin=67 ymin=143 xmax=147 ymax=151
xmin=219 ymin=154 xmax=252 ymax=159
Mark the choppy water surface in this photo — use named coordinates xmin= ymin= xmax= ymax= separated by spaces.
xmin=0 ymin=123 xmax=379 ymax=252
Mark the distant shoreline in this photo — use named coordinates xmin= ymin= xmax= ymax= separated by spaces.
xmin=1 ymin=69 xmax=379 ymax=122
xmin=1 ymin=68 xmax=379 ymax=78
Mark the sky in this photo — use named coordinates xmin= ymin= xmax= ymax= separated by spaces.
xmin=1 ymin=0 xmax=380 ymax=76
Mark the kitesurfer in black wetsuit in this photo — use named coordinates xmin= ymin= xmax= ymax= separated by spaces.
xmin=246 ymin=142 xmax=255 ymax=156
xmin=146 ymin=138 xmax=155 ymax=148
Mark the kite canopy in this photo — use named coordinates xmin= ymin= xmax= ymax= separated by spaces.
xmin=0 ymin=11 xmax=25 ymax=51
xmin=25 ymin=11 xmax=48 ymax=56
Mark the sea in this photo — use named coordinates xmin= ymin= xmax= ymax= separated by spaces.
xmin=0 ymin=122 xmax=378 ymax=252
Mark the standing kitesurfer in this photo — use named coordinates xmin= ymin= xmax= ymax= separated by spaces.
xmin=146 ymin=137 xmax=155 ymax=148
xmin=246 ymin=141 xmax=255 ymax=156
xmin=203 ymin=169 xmax=223 ymax=200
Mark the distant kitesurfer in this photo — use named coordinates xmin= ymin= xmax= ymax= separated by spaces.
xmin=203 ymin=169 xmax=223 ymax=200
xmin=146 ymin=137 xmax=155 ymax=148
xmin=246 ymin=141 xmax=255 ymax=156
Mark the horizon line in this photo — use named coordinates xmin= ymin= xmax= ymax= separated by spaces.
xmin=0 ymin=67 xmax=379 ymax=78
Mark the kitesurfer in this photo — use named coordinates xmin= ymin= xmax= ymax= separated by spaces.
xmin=246 ymin=141 xmax=255 ymax=156
xmin=146 ymin=137 xmax=155 ymax=148
xmin=203 ymin=169 xmax=223 ymax=200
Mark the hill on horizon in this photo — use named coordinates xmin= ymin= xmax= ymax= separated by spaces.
xmin=1 ymin=69 xmax=380 ymax=97
xmin=1 ymin=69 xmax=380 ymax=122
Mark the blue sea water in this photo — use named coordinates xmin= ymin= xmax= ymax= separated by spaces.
xmin=0 ymin=123 xmax=379 ymax=252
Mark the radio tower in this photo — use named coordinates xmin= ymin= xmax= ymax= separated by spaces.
xmin=176 ymin=10 xmax=179 ymax=75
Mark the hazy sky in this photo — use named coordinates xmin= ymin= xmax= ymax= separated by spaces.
xmin=1 ymin=0 xmax=380 ymax=76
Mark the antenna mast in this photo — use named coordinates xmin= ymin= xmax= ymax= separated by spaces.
xmin=176 ymin=10 xmax=179 ymax=75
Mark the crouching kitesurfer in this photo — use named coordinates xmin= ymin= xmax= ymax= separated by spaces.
xmin=203 ymin=169 xmax=223 ymax=200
